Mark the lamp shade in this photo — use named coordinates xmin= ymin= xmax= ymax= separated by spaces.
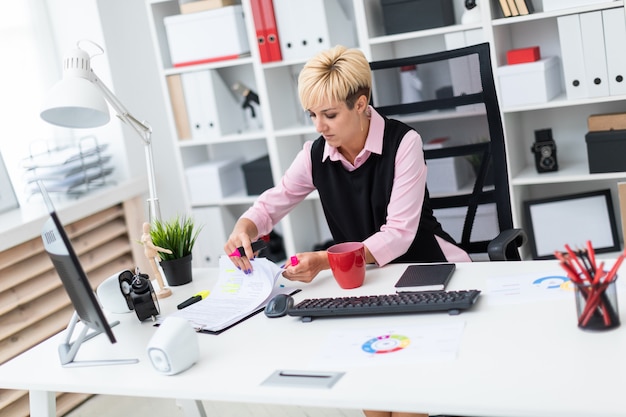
xmin=40 ymin=77 xmax=110 ymax=128
xmin=40 ymin=47 xmax=110 ymax=128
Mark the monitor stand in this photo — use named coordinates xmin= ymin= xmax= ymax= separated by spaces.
xmin=58 ymin=312 xmax=139 ymax=367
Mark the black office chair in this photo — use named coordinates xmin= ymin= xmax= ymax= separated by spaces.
xmin=369 ymin=43 xmax=525 ymax=261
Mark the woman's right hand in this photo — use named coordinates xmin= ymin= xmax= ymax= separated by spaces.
xmin=224 ymin=218 xmax=258 ymax=274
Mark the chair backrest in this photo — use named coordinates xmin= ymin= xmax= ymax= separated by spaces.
xmin=369 ymin=43 xmax=514 ymax=258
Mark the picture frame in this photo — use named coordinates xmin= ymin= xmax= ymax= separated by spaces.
xmin=0 ymin=152 xmax=19 ymax=214
xmin=523 ymin=189 xmax=619 ymax=259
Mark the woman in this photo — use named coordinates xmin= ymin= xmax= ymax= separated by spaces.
xmin=226 ymin=43 xmax=470 ymax=417
xmin=225 ymin=45 xmax=470 ymax=281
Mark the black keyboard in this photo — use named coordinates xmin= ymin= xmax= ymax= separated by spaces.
xmin=287 ymin=290 xmax=481 ymax=322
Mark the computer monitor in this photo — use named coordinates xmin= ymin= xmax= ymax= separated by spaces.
xmin=40 ymin=185 xmax=138 ymax=367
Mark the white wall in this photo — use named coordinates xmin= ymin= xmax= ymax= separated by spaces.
xmin=44 ymin=0 xmax=187 ymax=221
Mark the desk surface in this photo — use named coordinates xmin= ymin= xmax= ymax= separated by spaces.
xmin=1 ymin=260 xmax=625 ymax=417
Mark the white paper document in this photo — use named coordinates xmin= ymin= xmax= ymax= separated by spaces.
xmin=168 ymin=256 xmax=293 ymax=333
xmin=309 ymin=321 xmax=466 ymax=369
xmin=485 ymin=270 xmax=574 ymax=305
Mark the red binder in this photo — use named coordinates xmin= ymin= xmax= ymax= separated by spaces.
xmin=260 ymin=0 xmax=282 ymax=62
xmin=250 ymin=0 xmax=270 ymax=62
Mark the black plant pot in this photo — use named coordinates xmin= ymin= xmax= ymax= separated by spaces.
xmin=160 ymin=254 xmax=193 ymax=286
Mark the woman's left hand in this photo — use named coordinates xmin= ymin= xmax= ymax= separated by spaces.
xmin=281 ymin=251 xmax=330 ymax=283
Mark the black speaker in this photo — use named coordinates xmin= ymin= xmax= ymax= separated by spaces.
xmin=531 ymin=128 xmax=558 ymax=173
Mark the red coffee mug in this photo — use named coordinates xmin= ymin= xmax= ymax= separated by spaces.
xmin=327 ymin=242 xmax=366 ymax=289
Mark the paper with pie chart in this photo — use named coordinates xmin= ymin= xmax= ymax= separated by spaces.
xmin=309 ymin=321 xmax=465 ymax=368
xmin=485 ymin=270 xmax=574 ymax=305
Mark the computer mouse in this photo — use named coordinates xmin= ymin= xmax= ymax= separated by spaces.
xmin=264 ymin=293 xmax=294 ymax=318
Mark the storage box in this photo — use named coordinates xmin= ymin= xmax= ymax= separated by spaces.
xmin=498 ymin=56 xmax=562 ymax=107
xmin=588 ymin=113 xmax=626 ymax=132
xmin=434 ymin=204 xmax=499 ymax=244
xmin=381 ymin=0 xmax=454 ymax=35
xmin=585 ymin=130 xmax=626 ymax=173
xmin=164 ymin=5 xmax=249 ymax=67
xmin=426 ymin=157 xmax=473 ymax=194
xmin=543 ymin=0 xmax=615 ymax=12
xmin=506 ymin=46 xmax=540 ymax=65
xmin=180 ymin=0 xmax=240 ymax=14
xmin=242 ymin=155 xmax=274 ymax=195
xmin=184 ymin=158 xmax=245 ymax=203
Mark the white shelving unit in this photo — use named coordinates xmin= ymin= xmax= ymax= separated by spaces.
xmin=145 ymin=0 xmax=626 ymax=264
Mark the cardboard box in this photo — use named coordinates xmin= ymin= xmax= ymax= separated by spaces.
xmin=381 ymin=0 xmax=454 ymax=35
xmin=588 ymin=112 xmax=626 ymax=132
xmin=585 ymin=130 xmax=626 ymax=173
xmin=507 ymin=46 xmax=540 ymax=65
xmin=498 ymin=56 xmax=562 ymax=107
xmin=184 ymin=158 xmax=245 ymax=203
xmin=242 ymin=155 xmax=274 ymax=195
xmin=164 ymin=5 xmax=249 ymax=67
xmin=180 ymin=0 xmax=240 ymax=14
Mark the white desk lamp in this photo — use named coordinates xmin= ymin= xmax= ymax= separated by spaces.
xmin=40 ymin=40 xmax=161 ymax=223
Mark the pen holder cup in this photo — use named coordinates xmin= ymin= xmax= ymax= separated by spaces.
xmin=574 ymin=280 xmax=620 ymax=331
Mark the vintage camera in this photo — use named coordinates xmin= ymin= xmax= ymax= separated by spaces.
xmin=531 ymin=128 xmax=558 ymax=173
xmin=118 ymin=269 xmax=160 ymax=321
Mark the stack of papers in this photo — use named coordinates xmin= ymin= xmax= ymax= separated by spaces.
xmin=165 ymin=256 xmax=296 ymax=334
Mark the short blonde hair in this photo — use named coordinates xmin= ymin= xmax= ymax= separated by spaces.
xmin=297 ymin=45 xmax=371 ymax=111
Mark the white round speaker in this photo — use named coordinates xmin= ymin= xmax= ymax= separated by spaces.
xmin=147 ymin=316 xmax=199 ymax=375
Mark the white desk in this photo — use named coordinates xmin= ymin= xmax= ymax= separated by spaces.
xmin=1 ymin=260 xmax=625 ymax=417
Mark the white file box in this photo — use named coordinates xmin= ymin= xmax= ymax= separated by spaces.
xmin=498 ymin=57 xmax=562 ymax=108
xmin=184 ymin=158 xmax=245 ymax=204
xmin=164 ymin=5 xmax=249 ymax=67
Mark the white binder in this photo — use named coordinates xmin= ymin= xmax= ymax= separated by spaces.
xmin=444 ymin=30 xmax=483 ymax=112
xmin=580 ymin=11 xmax=609 ymax=98
xmin=557 ymin=14 xmax=589 ymax=99
xmin=602 ymin=7 xmax=626 ymax=96
xmin=181 ymin=71 xmax=245 ymax=140
xmin=273 ymin=0 xmax=356 ymax=61
xmin=181 ymin=71 xmax=214 ymax=140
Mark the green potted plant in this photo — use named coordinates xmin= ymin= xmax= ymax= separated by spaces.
xmin=150 ymin=215 xmax=202 ymax=286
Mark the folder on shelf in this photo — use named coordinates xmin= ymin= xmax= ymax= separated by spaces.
xmin=513 ymin=0 xmax=534 ymax=15
xmin=260 ymin=0 xmax=282 ymax=62
xmin=166 ymin=75 xmax=192 ymax=140
xmin=498 ymin=0 xmax=512 ymax=17
xmin=602 ymin=8 xmax=626 ymax=96
xmin=273 ymin=0 xmax=355 ymax=61
xmin=444 ymin=30 xmax=483 ymax=112
xmin=250 ymin=0 xmax=282 ymax=63
xmin=506 ymin=0 xmax=519 ymax=16
xmin=181 ymin=70 xmax=246 ymax=140
xmin=557 ymin=14 xmax=589 ymax=99
xmin=250 ymin=0 xmax=270 ymax=63
xmin=580 ymin=11 xmax=609 ymax=98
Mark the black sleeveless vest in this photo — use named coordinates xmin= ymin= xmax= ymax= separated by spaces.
xmin=311 ymin=116 xmax=456 ymax=263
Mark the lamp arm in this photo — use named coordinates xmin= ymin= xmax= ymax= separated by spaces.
xmin=90 ymin=70 xmax=162 ymax=222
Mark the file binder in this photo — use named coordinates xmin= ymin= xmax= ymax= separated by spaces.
xmin=181 ymin=70 xmax=245 ymax=140
xmin=557 ymin=14 xmax=589 ymax=99
xmin=260 ymin=0 xmax=282 ymax=62
xmin=250 ymin=0 xmax=270 ymax=63
xmin=166 ymin=75 xmax=192 ymax=140
xmin=580 ymin=11 xmax=609 ymax=98
xmin=273 ymin=0 xmax=356 ymax=61
xmin=251 ymin=0 xmax=282 ymax=63
xmin=506 ymin=0 xmax=519 ymax=16
xmin=602 ymin=8 xmax=626 ymax=96
xmin=444 ymin=30 xmax=483 ymax=112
